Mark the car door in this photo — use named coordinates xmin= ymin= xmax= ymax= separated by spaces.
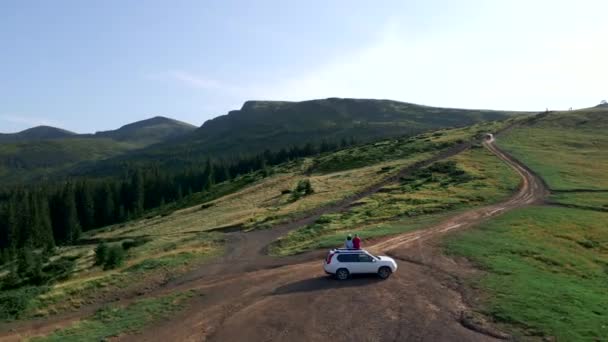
xmin=357 ymin=253 xmax=376 ymax=273
xmin=337 ymin=254 xmax=359 ymax=273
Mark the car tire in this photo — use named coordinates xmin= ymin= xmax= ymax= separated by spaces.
xmin=378 ymin=266 xmax=392 ymax=279
xmin=335 ymin=268 xmax=349 ymax=280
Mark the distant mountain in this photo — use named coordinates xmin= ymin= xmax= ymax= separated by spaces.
xmin=66 ymin=98 xmax=530 ymax=178
xmin=93 ymin=116 xmax=196 ymax=145
xmin=141 ymin=98 xmax=527 ymax=158
xmin=0 ymin=126 xmax=76 ymax=143
xmin=0 ymin=116 xmax=196 ymax=184
xmin=1 ymin=99 xmax=534 ymax=184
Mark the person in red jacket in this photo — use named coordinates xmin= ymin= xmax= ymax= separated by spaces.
xmin=353 ymin=234 xmax=361 ymax=249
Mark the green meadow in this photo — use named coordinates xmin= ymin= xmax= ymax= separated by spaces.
xmin=445 ymin=206 xmax=608 ymax=340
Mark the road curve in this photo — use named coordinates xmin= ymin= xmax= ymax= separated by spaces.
xmin=0 ymin=138 xmax=548 ymax=342
xmin=126 ymin=138 xmax=548 ymax=342
xmin=370 ymin=138 xmax=548 ymax=253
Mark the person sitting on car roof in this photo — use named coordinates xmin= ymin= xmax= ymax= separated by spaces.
xmin=344 ymin=234 xmax=354 ymax=249
xmin=353 ymin=234 xmax=361 ymax=249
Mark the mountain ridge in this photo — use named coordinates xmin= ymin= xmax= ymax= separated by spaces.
xmin=0 ymin=125 xmax=77 ymax=143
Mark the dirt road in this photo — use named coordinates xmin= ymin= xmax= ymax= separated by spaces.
xmin=124 ymin=138 xmax=547 ymax=342
xmin=0 ymin=138 xmax=548 ymax=341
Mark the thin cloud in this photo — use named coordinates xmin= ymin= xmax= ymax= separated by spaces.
xmin=168 ymin=70 xmax=224 ymax=89
xmin=149 ymin=70 xmax=244 ymax=94
xmin=252 ymin=12 xmax=608 ymax=111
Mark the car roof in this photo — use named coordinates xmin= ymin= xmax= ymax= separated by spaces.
xmin=331 ymin=248 xmax=369 ymax=254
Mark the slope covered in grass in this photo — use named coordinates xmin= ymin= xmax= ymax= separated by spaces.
xmin=498 ymin=107 xmax=608 ymax=191
xmin=0 ymin=116 xmax=196 ymax=184
xmin=33 ymin=291 xmax=194 ymax=342
xmin=179 ymin=98 xmax=524 ymax=157
xmin=444 ymin=207 xmax=608 ymax=340
xmin=0 ymin=119 xmax=512 ymax=319
xmin=76 ymin=99 xmax=528 ymax=178
xmin=446 ymin=107 xmax=608 ymax=339
xmin=0 ymin=126 xmax=76 ymax=143
xmin=271 ymin=146 xmax=520 ymax=255
xmin=0 ymin=138 xmax=137 ymax=183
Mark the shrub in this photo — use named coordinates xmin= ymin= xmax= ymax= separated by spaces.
xmin=42 ymin=257 xmax=76 ymax=283
xmin=291 ymin=179 xmax=314 ymax=201
xmin=0 ymin=286 xmax=49 ymax=320
xmin=122 ymin=237 xmax=150 ymax=251
xmin=2 ymin=264 xmax=22 ymax=290
xmin=315 ymin=215 xmax=333 ymax=224
xmin=296 ymin=179 xmax=314 ymax=195
xmin=103 ymin=246 xmax=125 ymax=270
xmin=16 ymin=248 xmax=35 ymax=278
xmin=94 ymin=243 xmax=109 ymax=266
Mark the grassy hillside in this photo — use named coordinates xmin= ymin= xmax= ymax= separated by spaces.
xmin=0 ymin=138 xmax=137 ymax=183
xmin=194 ymin=98 xmax=524 ymax=153
xmin=65 ymin=98 xmax=529 ymax=179
xmin=145 ymin=98 xmax=526 ymax=158
xmin=498 ymin=106 xmax=608 ymax=209
xmin=93 ymin=116 xmax=196 ymax=145
xmin=498 ymin=107 xmax=608 ymax=191
xmin=0 ymin=117 xmax=196 ymax=184
xmin=0 ymin=126 xmax=76 ymax=143
xmin=188 ymin=98 xmax=508 ymax=153
xmin=0 ymin=119 xmax=512 ymax=319
xmin=446 ymin=106 xmax=608 ymax=340
xmin=445 ymin=207 xmax=608 ymax=340
xmin=271 ymin=146 xmax=520 ymax=255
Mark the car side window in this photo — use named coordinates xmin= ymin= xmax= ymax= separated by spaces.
xmin=358 ymin=254 xmax=373 ymax=262
xmin=337 ymin=254 xmax=358 ymax=262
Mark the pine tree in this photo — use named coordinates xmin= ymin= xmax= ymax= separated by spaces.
xmin=131 ymin=169 xmax=145 ymax=216
xmin=17 ymin=247 xmax=35 ymax=278
xmin=31 ymin=194 xmax=54 ymax=250
xmin=4 ymin=261 xmax=21 ymax=288
xmin=39 ymin=196 xmax=55 ymax=251
xmin=6 ymin=196 xmax=19 ymax=251
xmin=202 ymin=159 xmax=214 ymax=191
xmin=0 ymin=203 xmax=9 ymax=251
xmin=94 ymin=242 xmax=109 ymax=265
xmin=76 ymin=183 xmax=95 ymax=230
xmin=103 ymin=245 xmax=125 ymax=270
xmin=63 ymin=185 xmax=81 ymax=244
xmin=16 ymin=192 xmax=34 ymax=247
xmin=102 ymin=183 xmax=115 ymax=226
xmin=30 ymin=254 xmax=46 ymax=285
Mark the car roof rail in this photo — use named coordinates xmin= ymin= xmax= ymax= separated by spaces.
xmin=332 ymin=248 xmax=367 ymax=253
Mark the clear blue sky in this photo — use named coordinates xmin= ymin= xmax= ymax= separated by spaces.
xmin=1 ymin=0 xmax=606 ymax=133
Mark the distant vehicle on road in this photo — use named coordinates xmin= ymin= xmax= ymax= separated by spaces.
xmin=324 ymin=248 xmax=398 ymax=280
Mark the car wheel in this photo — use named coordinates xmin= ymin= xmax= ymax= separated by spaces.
xmin=335 ymin=268 xmax=349 ymax=280
xmin=378 ymin=266 xmax=392 ymax=279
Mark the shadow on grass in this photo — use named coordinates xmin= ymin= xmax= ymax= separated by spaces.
xmin=273 ymin=274 xmax=383 ymax=295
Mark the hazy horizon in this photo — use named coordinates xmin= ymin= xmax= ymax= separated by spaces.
xmin=2 ymin=0 xmax=606 ymax=133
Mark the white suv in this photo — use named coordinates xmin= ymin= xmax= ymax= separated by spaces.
xmin=323 ymin=249 xmax=398 ymax=280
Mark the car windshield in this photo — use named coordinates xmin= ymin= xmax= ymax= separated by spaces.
xmin=366 ymin=252 xmax=379 ymax=260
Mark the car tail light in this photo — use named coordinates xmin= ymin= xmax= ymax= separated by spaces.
xmin=326 ymin=253 xmax=334 ymax=264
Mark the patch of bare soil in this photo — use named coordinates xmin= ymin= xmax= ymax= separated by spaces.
xmin=0 ymin=139 xmax=548 ymax=342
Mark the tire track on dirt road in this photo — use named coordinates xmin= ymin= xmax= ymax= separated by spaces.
xmin=0 ymin=137 xmax=548 ymax=342
xmin=0 ymin=141 xmax=471 ymax=342
xmin=124 ymin=137 xmax=549 ymax=342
